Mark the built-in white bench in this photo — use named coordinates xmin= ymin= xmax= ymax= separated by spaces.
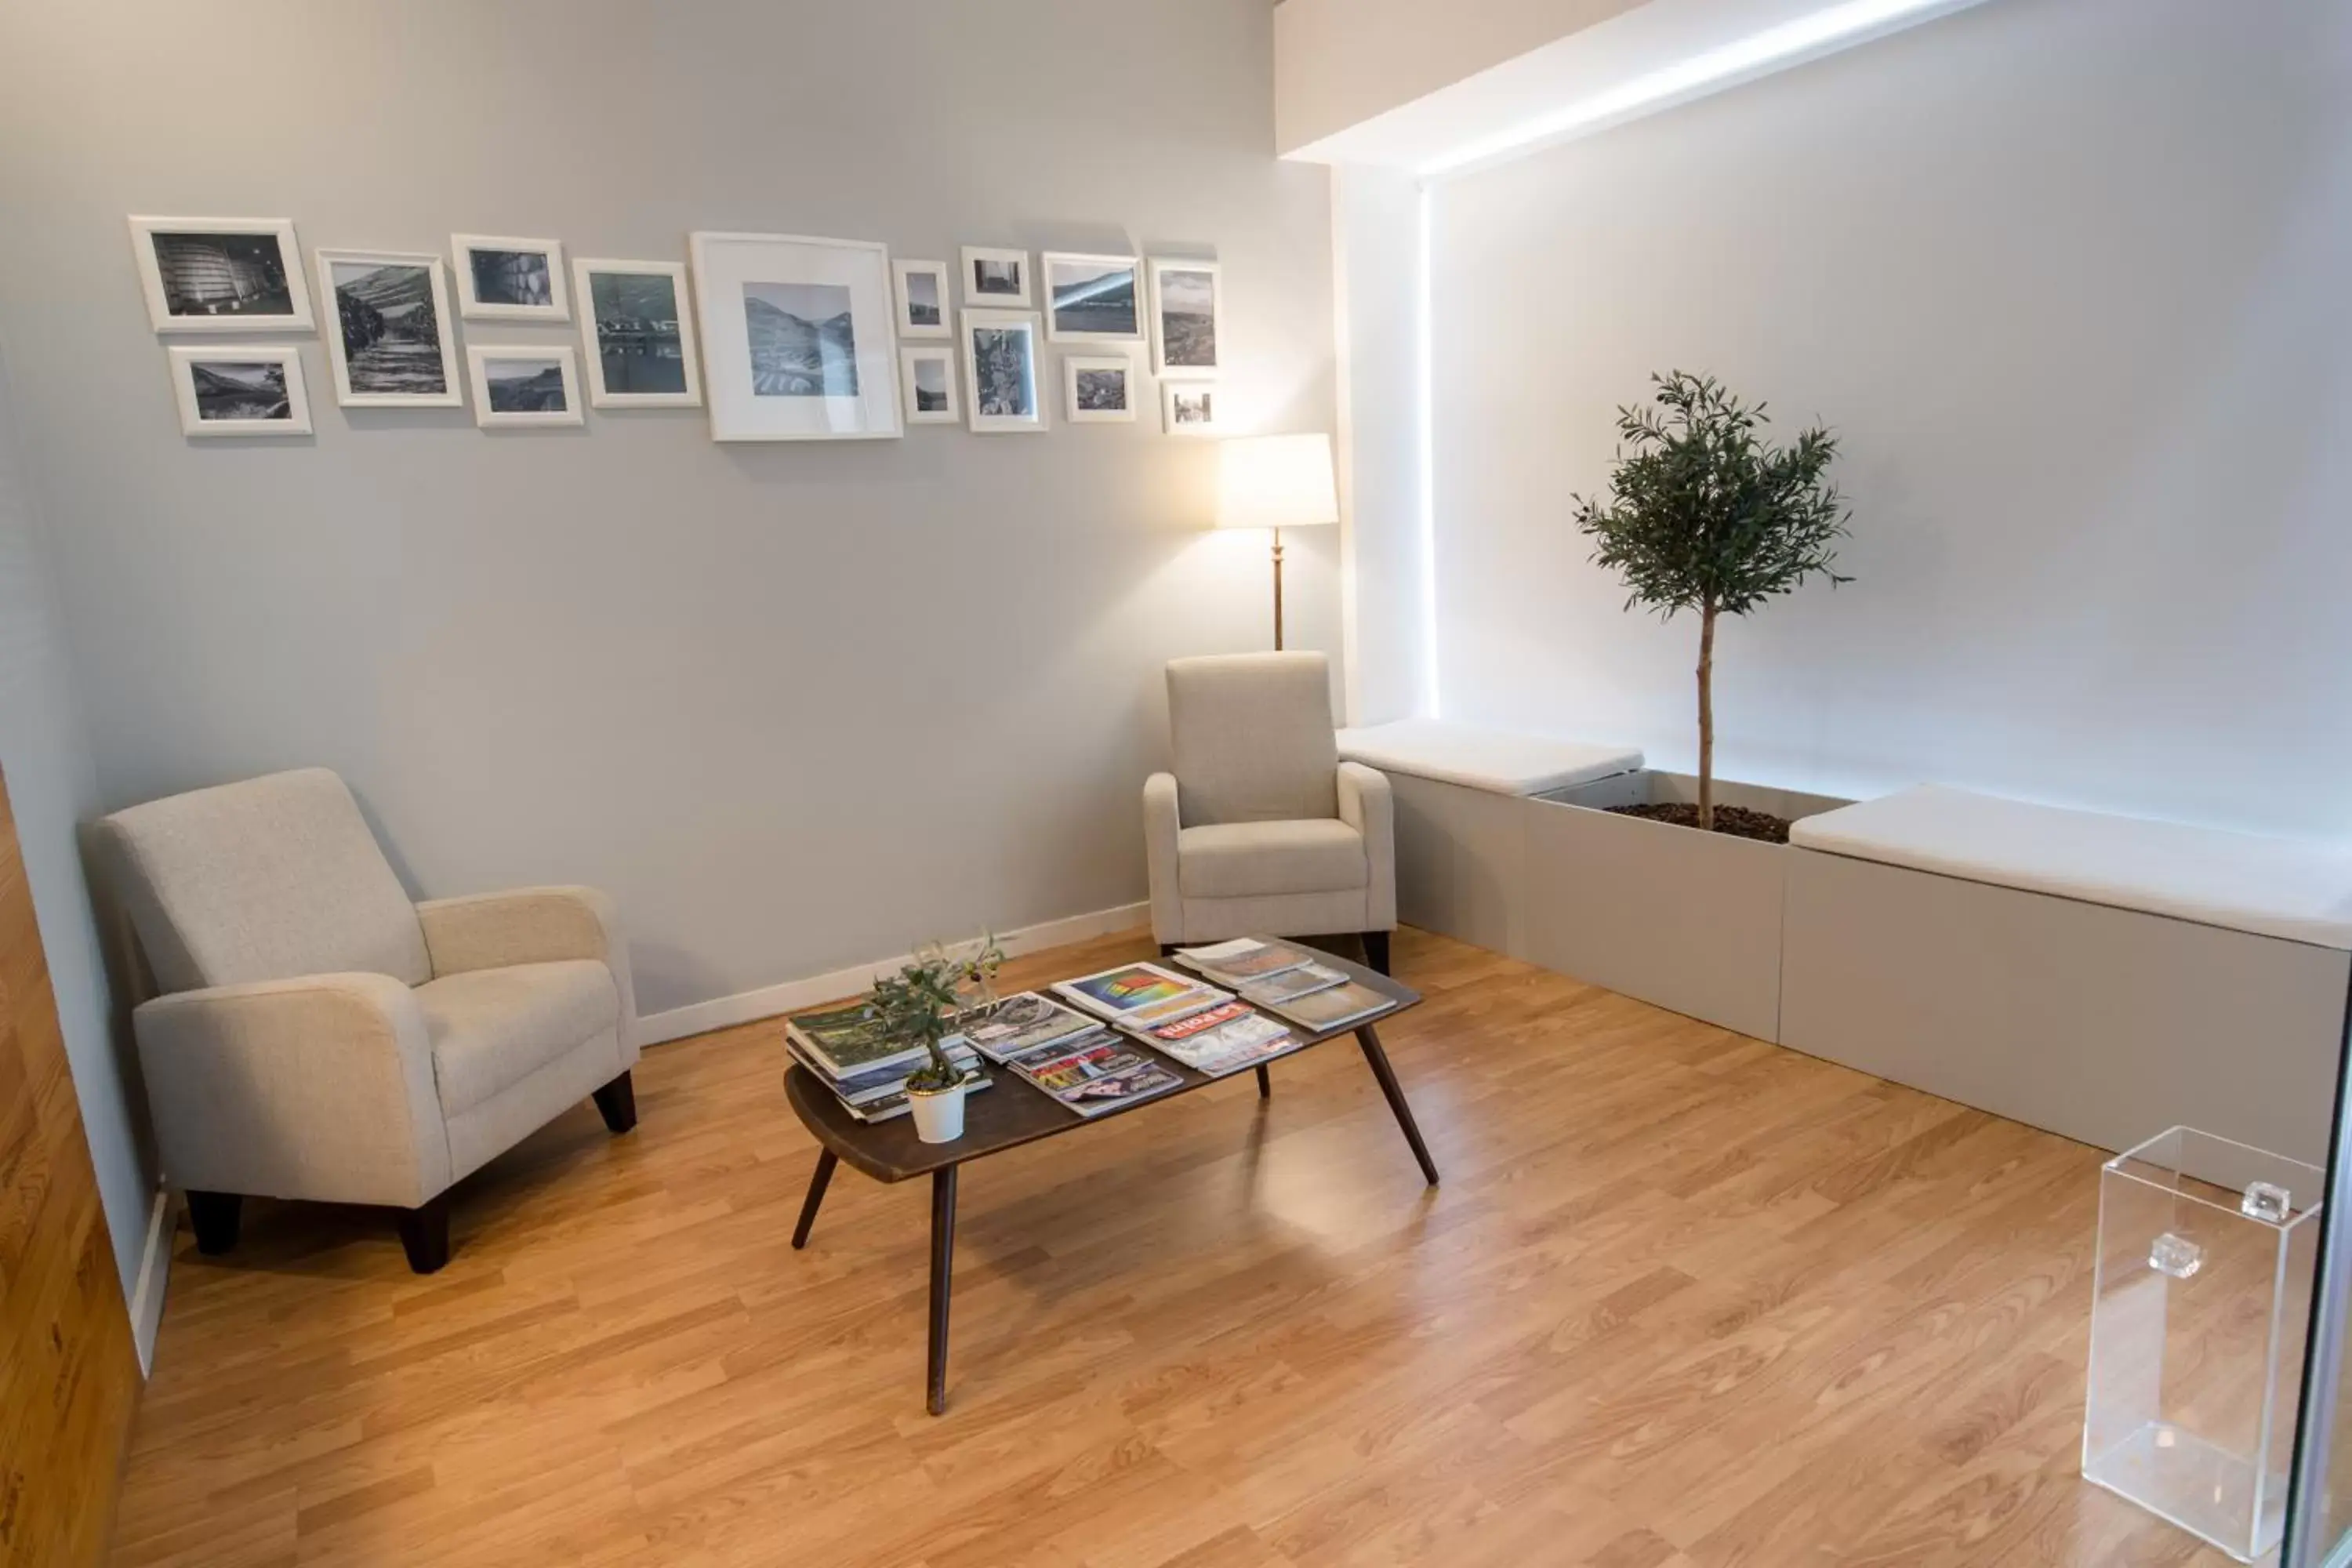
xmin=1782 ymin=786 xmax=2352 ymax=1164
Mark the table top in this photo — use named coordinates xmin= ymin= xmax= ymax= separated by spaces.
xmin=782 ymin=944 xmax=1421 ymax=1182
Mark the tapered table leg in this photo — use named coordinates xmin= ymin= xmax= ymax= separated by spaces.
xmin=792 ymin=1149 xmax=837 ymax=1250
xmin=927 ymin=1165 xmax=958 ymax=1416
xmin=1356 ymin=1023 xmax=1439 ymax=1186
xmin=1254 ymin=1065 xmax=1272 ymax=1099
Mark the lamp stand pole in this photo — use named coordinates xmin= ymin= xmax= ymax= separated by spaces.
xmin=1271 ymin=526 xmax=1286 ymax=651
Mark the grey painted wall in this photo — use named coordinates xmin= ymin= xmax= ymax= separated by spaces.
xmin=1430 ymin=0 xmax=2352 ymax=836
xmin=0 ymin=343 xmax=149 ymax=1292
xmin=0 ymin=1 xmax=1338 ymax=1017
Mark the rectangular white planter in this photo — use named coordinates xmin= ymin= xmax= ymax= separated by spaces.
xmin=1519 ymin=771 xmax=1850 ymax=1041
xmin=1390 ymin=771 xmax=1534 ymax=956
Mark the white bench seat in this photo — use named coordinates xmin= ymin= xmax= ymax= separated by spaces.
xmin=1336 ymin=718 xmax=1642 ymax=797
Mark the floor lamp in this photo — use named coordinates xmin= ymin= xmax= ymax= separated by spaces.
xmin=1216 ymin=433 xmax=1339 ymax=651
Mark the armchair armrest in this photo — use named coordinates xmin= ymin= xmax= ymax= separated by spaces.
xmin=1143 ymin=772 xmax=1184 ymax=944
xmin=417 ymin=886 xmax=636 ymax=1057
xmin=133 ymin=973 xmax=452 ymax=1207
xmin=1337 ymin=761 xmax=1397 ymax=931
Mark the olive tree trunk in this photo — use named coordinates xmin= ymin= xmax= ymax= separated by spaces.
xmin=1696 ymin=601 xmax=1718 ymax=833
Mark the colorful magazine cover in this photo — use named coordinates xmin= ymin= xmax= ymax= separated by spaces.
xmin=1007 ymin=1030 xmax=1184 ymax=1116
xmin=1146 ymin=1011 xmax=1296 ymax=1076
xmin=958 ymin=992 xmax=1094 ymax=1062
xmin=1052 ymin=963 xmax=1229 ymax=1028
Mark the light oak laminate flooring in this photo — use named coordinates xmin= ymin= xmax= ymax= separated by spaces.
xmin=108 ymin=928 xmax=2227 ymax=1567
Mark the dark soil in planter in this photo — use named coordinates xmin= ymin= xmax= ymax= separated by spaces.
xmin=1605 ymin=802 xmax=1792 ymax=844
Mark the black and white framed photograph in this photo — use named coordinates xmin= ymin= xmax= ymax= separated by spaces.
xmin=452 ymin=234 xmax=568 ymax=321
xmin=1062 ymin=353 xmax=1135 ymax=423
xmin=900 ymin=345 xmax=960 ymax=425
xmin=165 ymin=344 xmax=312 ymax=437
xmin=892 ymin=259 xmax=952 ymax=339
xmin=1149 ymin=257 xmax=1222 ymax=378
xmin=962 ymin=308 xmax=1045 ymax=434
xmin=129 ymin=217 xmax=313 ymax=333
xmin=314 ymin=249 xmax=463 ymax=408
xmin=688 ymin=231 xmax=901 ymax=441
xmin=466 ymin=346 xmax=583 ymax=428
xmin=1162 ymin=382 xmax=1219 ymax=436
xmin=1042 ymin=252 xmax=1142 ymax=344
xmin=572 ymin=258 xmax=701 ymax=408
xmin=961 ymin=246 xmax=1031 ymax=307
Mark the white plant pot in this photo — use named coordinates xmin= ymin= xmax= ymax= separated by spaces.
xmin=907 ymin=1079 xmax=969 ymax=1144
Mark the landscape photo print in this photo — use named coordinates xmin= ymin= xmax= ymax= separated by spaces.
xmin=1151 ymin=257 xmax=1221 ymax=376
xmin=574 ymin=260 xmax=701 ymax=407
xmin=167 ymin=344 xmax=312 ymax=437
xmin=1043 ymin=252 xmax=1140 ymax=343
xmin=688 ymin=231 xmax=901 ymax=440
xmin=315 ymin=249 xmax=461 ymax=407
xmin=962 ymin=308 xmax=1044 ymax=434
xmin=129 ymin=216 xmax=314 ymax=332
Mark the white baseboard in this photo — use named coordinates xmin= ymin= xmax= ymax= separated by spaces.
xmin=636 ymin=901 xmax=1152 ymax=1046
xmin=128 ymin=1186 xmax=172 ymax=1376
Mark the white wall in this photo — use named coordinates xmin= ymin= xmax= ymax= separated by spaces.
xmin=0 ymin=343 xmax=149 ymax=1296
xmin=1430 ymin=0 xmax=2352 ymax=836
xmin=0 ymin=0 xmax=1339 ymax=1020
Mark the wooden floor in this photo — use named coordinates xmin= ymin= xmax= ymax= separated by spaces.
xmin=109 ymin=928 xmax=2228 ymax=1567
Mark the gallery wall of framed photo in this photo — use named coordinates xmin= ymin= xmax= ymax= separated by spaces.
xmin=128 ymin=217 xmax=1229 ymax=443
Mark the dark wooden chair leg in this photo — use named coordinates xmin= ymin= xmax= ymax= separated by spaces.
xmin=1363 ymin=930 xmax=1392 ymax=976
xmin=186 ymin=1191 xmax=241 ymax=1255
xmin=1355 ymin=1023 xmax=1438 ymax=1186
xmin=792 ymin=1149 xmax=837 ymax=1250
xmin=592 ymin=1069 xmax=638 ymax=1134
xmin=1254 ymin=1065 xmax=1272 ymax=1099
xmin=927 ymin=1165 xmax=958 ymax=1416
xmin=397 ymin=1193 xmax=452 ymax=1274
xmin=1160 ymin=942 xmax=1180 ymax=958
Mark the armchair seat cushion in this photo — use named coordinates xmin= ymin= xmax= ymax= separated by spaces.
xmin=419 ymin=960 xmax=619 ymax=1116
xmin=1179 ymin=818 xmax=1368 ymax=901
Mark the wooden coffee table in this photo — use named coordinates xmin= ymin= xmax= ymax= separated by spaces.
xmin=782 ymin=944 xmax=1435 ymax=1414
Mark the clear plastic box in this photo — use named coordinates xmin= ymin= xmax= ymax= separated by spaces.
xmin=2083 ymin=1127 xmax=2325 ymax=1562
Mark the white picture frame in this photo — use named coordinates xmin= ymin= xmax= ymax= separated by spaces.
xmin=572 ymin=258 xmax=702 ymax=408
xmin=1149 ymin=257 xmax=1222 ymax=378
xmin=166 ymin=344 xmax=312 ymax=437
xmin=892 ymin=259 xmax=953 ymax=339
xmin=129 ymin=216 xmax=313 ymax=333
xmin=1062 ymin=353 xmax=1136 ymax=423
xmin=1161 ymin=381 xmax=1219 ymax=437
xmin=960 ymin=245 xmax=1032 ymax=308
xmin=900 ymin=346 xmax=960 ymax=425
xmin=1041 ymin=252 xmax=1142 ymax=344
xmin=962 ymin=309 xmax=1046 ymax=434
xmin=452 ymin=234 xmax=569 ymax=321
xmin=466 ymin=345 xmax=583 ymax=428
xmin=314 ymin=249 xmax=463 ymax=408
xmin=689 ymin=231 xmax=902 ymax=441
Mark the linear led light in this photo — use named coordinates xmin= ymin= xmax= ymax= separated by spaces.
xmin=1417 ymin=0 xmax=1984 ymax=179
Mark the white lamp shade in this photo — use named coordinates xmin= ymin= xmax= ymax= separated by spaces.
xmin=1217 ymin=434 xmax=1339 ymax=530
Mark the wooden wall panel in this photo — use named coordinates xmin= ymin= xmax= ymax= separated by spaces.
xmin=0 ymin=764 xmax=137 ymax=1566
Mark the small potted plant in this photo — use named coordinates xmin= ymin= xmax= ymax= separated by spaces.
xmin=867 ymin=935 xmax=1004 ymax=1145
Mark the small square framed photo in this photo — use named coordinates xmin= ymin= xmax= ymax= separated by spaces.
xmin=1149 ymin=257 xmax=1221 ymax=378
xmin=573 ymin=259 xmax=701 ymax=408
xmin=1161 ymin=382 xmax=1219 ymax=436
xmin=962 ymin=308 xmax=1046 ymax=434
xmin=1063 ymin=354 xmax=1135 ymax=423
xmin=315 ymin=249 xmax=463 ymax=408
xmin=129 ymin=217 xmax=313 ymax=333
xmin=900 ymin=345 xmax=960 ymax=424
xmin=167 ymin=345 xmax=311 ymax=437
xmin=961 ymin=245 xmax=1031 ymax=307
xmin=893 ymin=259 xmax=952 ymax=339
xmin=452 ymin=234 xmax=568 ymax=321
xmin=467 ymin=346 xmax=583 ymax=428
xmin=1042 ymin=252 xmax=1142 ymax=344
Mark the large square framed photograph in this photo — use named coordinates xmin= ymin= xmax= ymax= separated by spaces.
xmin=129 ymin=217 xmax=313 ymax=333
xmin=166 ymin=344 xmax=312 ymax=437
xmin=962 ymin=309 xmax=1045 ymax=434
xmin=900 ymin=345 xmax=960 ymax=425
xmin=961 ymin=246 xmax=1031 ymax=307
xmin=452 ymin=234 xmax=569 ymax=321
xmin=1042 ymin=252 xmax=1142 ymax=344
xmin=314 ymin=249 xmax=462 ymax=408
xmin=573 ymin=259 xmax=701 ymax=408
xmin=689 ymin=231 xmax=902 ymax=441
xmin=467 ymin=345 xmax=583 ymax=428
xmin=1149 ymin=257 xmax=1222 ymax=378
xmin=892 ymin=259 xmax=952 ymax=339
xmin=1062 ymin=353 xmax=1135 ymax=423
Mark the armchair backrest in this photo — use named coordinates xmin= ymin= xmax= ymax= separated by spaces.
xmin=1165 ymin=652 xmax=1340 ymax=826
xmin=95 ymin=768 xmax=430 ymax=993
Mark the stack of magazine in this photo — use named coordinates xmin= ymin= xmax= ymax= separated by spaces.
xmin=783 ymin=999 xmax=989 ymax=1124
xmin=1052 ymin=960 xmax=1305 ymax=1082
xmin=963 ymin=988 xmax=1185 ymax=1118
xmin=1173 ymin=938 xmax=1399 ymax=1033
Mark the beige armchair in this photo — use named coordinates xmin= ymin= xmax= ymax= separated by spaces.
xmin=1145 ymin=652 xmax=1396 ymax=970
xmin=96 ymin=768 xmax=637 ymax=1273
